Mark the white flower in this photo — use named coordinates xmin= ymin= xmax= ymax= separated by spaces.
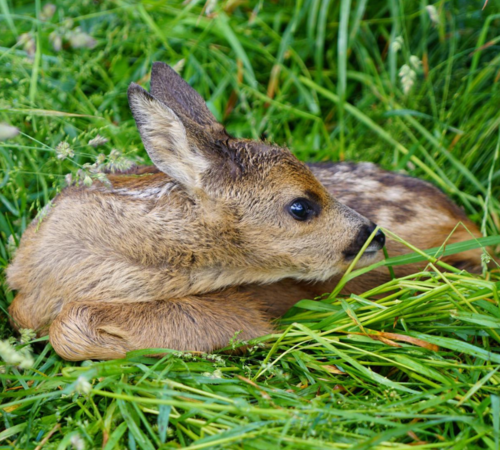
xmin=0 ymin=123 xmax=19 ymax=141
xmin=68 ymin=28 xmax=96 ymax=49
xmin=7 ymin=234 xmax=17 ymax=259
xmin=62 ymin=18 xmax=74 ymax=29
xmin=425 ymin=5 xmax=439 ymax=25
xmin=205 ymin=0 xmax=217 ymax=15
xmin=40 ymin=4 xmax=56 ymax=21
xmin=70 ymin=433 xmax=85 ymax=450
xmin=88 ymin=135 xmax=108 ymax=147
xmin=104 ymin=149 xmax=134 ymax=173
xmin=19 ymin=328 xmax=36 ymax=344
xmin=74 ymin=169 xmax=92 ymax=187
xmin=202 ymin=369 xmax=223 ymax=379
xmin=49 ymin=32 xmax=62 ymax=52
xmin=94 ymin=172 xmax=112 ymax=188
xmin=75 ymin=376 xmax=92 ymax=395
xmin=55 ymin=142 xmax=74 ymax=160
xmin=391 ymin=36 xmax=403 ymax=53
xmin=83 ymin=175 xmax=93 ymax=187
xmin=481 ymin=252 xmax=492 ymax=265
xmin=409 ymin=55 xmax=422 ymax=71
xmin=0 ymin=340 xmax=34 ymax=369
xmin=17 ymin=32 xmax=36 ymax=58
xmin=399 ymin=64 xmax=416 ymax=95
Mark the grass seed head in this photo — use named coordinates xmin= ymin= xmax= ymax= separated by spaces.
xmin=55 ymin=141 xmax=74 ymax=160
xmin=40 ymin=4 xmax=56 ymax=21
xmin=88 ymin=134 xmax=108 ymax=147
xmin=75 ymin=376 xmax=92 ymax=395
xmin=391 ymin=36 xmax=403 ymax=53
xmin=68 ymin=27 xmax=97 ymax=49
xmin=49 ymin=31 xmax=63 ymax=52
xmin=399 ymin=64 xmax=417 ymax=94
xmin=70 ymin=434 xmax=85 ymax=450
xmin=17 ymin=32 xmax=36 ymax=58
xmin=0 ymin=339 xmax=34 ymax=369
xmin=0 ymin=122 xmax=19 ymax=141
xmin=426 ymin=5 xmax=440 ymax=24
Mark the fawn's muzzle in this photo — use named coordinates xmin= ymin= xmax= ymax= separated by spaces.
xmin=343 ymin=223 xmax=385 ymax=259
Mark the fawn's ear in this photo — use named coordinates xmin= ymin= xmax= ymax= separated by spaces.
xmin=150 ymin=62 xmax=222 ymax=130
xmin=128 ymin=83 xmax=210 ymax=188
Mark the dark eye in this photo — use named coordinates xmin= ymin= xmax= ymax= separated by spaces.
xmin=288 ymin=198 xmax=315 ymax=221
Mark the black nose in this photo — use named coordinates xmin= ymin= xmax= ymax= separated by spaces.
xmin=343 ymin=223 xmax=385 ymax=259
xmin=372 ymin=226 xmax=386 ymax=248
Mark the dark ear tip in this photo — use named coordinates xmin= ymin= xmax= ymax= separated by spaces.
xmin=151 ymin=61 xmax=175 ymax=77
xmin=152 ymin=61 xmax=169 ymax=70
xmin=128 ymin=82 xmax=146 ymax=96
xmin=128 ymin=82 xmax=140 ymax=92
xmin=127 ymin=83 xmax=154 ymax=106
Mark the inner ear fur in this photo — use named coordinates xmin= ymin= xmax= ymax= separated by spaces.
xmin=128 ymin=83 xmax=210 ymax=188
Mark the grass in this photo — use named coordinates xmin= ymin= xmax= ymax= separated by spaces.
xmin=1 ymin=0 xmax=500 ymax=448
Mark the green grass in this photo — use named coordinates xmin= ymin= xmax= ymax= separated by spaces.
xmin=1 ymin=0 xmax=500 ymax=448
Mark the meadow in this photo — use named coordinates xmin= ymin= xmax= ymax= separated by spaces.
xmin=1 ymin=0 xmax=500 ymax=448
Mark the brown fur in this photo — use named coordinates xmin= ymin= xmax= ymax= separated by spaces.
xmin=7 ymin=63 xmax=484 ymax=360
xmin=49 ymin=290 xmax=273 ymax=361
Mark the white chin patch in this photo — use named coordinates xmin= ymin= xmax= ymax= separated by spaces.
xmin=362 ymin=248 xmax=381 ymax=258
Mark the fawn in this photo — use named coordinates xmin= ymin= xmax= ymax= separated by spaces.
xmin=7 ymin=63 xmax=482 ymax=360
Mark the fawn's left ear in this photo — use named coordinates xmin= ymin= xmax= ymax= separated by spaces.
xmin=128 ymin=83 xmax=210 ymax=189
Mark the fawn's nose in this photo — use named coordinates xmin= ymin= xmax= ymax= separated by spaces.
xmin=371 ymin=226 xmax=386 ymax=249
xmin=344 ymin=222 xmax=385 ymax=259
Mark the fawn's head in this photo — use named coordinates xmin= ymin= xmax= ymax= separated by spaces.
xmin=128 ymin=63 xmax=384 ymax=283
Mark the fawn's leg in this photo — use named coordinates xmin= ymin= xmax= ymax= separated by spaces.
xmin=9 ymin=294 xmax=33 ymax=331
xmin=9 ymin=294 xmax=53 ymax=336
xmin=49 ymin=291 xmax=273 ymax=361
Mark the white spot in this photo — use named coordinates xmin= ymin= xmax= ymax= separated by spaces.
xmin=113 ymin=182 xmax=176 ymax=199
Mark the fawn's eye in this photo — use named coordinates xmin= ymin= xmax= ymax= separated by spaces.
xmin=288 ymin=198 xmax=316 ymax=221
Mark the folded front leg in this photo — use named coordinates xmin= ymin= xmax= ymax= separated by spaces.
xmin=49 ymin=291 xmax=273 ymax=361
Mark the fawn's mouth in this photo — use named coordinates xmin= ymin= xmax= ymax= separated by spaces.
xmin=344 ymin=231 xmax=385 ymax=261
xmin=363 ymin=242 xmax=384 ymax=256
xmin=344 ymin=247 xmax=381 ymax=261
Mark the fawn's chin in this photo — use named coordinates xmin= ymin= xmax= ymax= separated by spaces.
xmin=361 ymin=251 xmax=380 ymax=263
xmin=344 ymin=249 xmax=382 ymax=266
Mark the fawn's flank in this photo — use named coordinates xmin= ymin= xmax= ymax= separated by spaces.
xmin=7 ymin=63 xmax=482 ymax=361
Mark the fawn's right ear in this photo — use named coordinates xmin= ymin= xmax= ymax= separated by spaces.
xmin=128 ymin=83 xmax=210 ymax=189
xmin=150 ymin=62 xmax=222 ymax=130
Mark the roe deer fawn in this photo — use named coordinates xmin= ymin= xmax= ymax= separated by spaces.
xmin=7 ymin=63 xmax=482 ymax=360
